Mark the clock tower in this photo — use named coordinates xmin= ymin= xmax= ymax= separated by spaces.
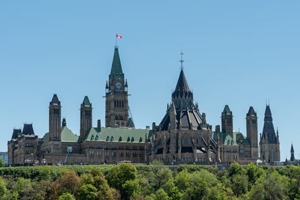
xmin=105 ymin=46 xmax=134 ymax=128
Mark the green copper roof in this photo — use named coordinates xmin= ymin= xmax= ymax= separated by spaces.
xmin=84 ymin=127 xmax=152 ymax=143
xmin=41 ymin=132 xmax=49 ymax=147
xmin=126 ymin=118 xmax=135 ymax=128
xmin=41 ymin=127 xmax=80 ymax=147
xmin=222 ymin=105 xmax=232 ymax=115
xmin=110 ymin=47 xmax=123 ymax=80
xmin=234 ymin=132 xmax=250 ymax=146
xmin=82 ymin=96 xmax=91 ymax=106
xmin=61 ymin=127 xmax=80 ymax=143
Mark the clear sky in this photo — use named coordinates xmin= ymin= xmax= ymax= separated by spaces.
xmin=1 ymin=0 xmax=299 ymax=161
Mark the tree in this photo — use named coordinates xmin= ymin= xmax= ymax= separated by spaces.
xmin=80 ymin=173 xmax=95 ymax=185
xmin=155 ymin=188 xmax=169 ymax=200
xmin=155 ymin=168 xmax=173 ymax=189
xmin=0 ymin=177 xmax=7 ymax=197
xmin=60 ymin=171 xmax=80 ymax=195
xmin=59 ymin=192 xmax=76 ymax=200
xmin=77 ymin=184 xmax=98 ymax=200
xmin=122 ymin=179 xmax=140 ymax=200
xmin=0 ymin=157 xmax=5 ymax=167
xmin=39 ymin=166 xmax=51 ymax=180
xmin=175 ymin=168 xmax=191 ymax=192
xmin=107 ymin=164 xmax=137 ymax=196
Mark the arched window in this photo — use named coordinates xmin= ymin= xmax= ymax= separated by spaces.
xmin=106 ymin=136 xmax=110 ymax=141
xmin=184 ymin=135 xmax=188 ymax=144
xmin=127 ymin=137 xmax=130 ymax=142
xmin=119 ymin=136 xmax=122 ymax=142
xmin=139 ymin=137 xmax=143 ymax=142
xmin=131 ymin=137 xmax=134 ymax=142
xmin=231 ymin=140 xmax=234 ymax=145
xmin=115 ymin=116 xmax=119 ymax=120
xmin=111 ymin=136 xmax=114 ymax=141
xmin=95 ymin=135 xmax=99 ymax=140
xmin=227 ymin=140 xmax=230 ymax=145
xmin=91 ymin=135 xmax=94 ymax=140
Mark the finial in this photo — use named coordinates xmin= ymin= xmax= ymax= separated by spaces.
xmin=179 ymin=50 xmax=184 ymax=70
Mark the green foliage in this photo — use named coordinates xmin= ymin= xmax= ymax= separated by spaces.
xmin=39 ymin=165 xmax=51 ymax=180
xmin=0 ymin=177 xmax=6 ymax=197
xmin=3 ymin=163 xmax=300 ymax=200
xmin=0 ymin=157 xmax=5 ymax=167
xmin=151 ymin=159 xmax=164 ymax=166
xmin=77 ymin=184 xmax=98 ymax=200
xmin=59 ymin=192 xmax=76 ymax=200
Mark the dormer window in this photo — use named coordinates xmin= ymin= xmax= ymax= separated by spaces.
xmin=106 ymin=136 xmax=109 ymax=141
xmin=231 ymin=140 xmax=234 ymax=145
xmin=91 ymin=135 xmax=94 ymax=140
xmin=111 ymin=136 xmax=114 ymax=141
xmin=95 ymin=135 xmax=99 ymax=140
xmin=131 ymin=137 xmax=134 ymax=142
xmin=227 ymin=140 xmax=230 ymax=145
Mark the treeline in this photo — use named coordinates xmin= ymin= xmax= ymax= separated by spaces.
xmin=0 ymin=162 xmax=300 ymax=199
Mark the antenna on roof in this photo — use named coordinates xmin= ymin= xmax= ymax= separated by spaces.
xmin=179 ymin=50 xmax=184 ymax=70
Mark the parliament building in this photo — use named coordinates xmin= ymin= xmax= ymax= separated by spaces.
xmin=7 ymin=46 xmax=280 ymax=165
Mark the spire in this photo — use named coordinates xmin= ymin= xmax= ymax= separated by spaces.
xmin=82 ymin=96 xmax=91 ymax=107
xmin=262 ymin=105 xmax=276 ymax=144
xmin=110 ymin=46 xmax=123 ymax=80
xmin=247 ymin=106 xmax=256 ymax=116
xmin=51 ymin=94 xmax=60 ymax=104
xmin=222 ymin=105 xmax=232 ymax=116
xmin=291 ymin=143 xmax=295 ymax=161
xmin=265 ymin=105 xmax=272 ymax=117
xmin=175 ymin=70 xmax=190 ymax=93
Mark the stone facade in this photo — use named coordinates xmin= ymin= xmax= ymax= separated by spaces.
xmin=8 ymin=47 xmax=281 ymax=165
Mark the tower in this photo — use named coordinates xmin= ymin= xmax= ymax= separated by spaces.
xmin=290 ymin=144 xmax=295 ymax=161
xmin=49 ymin=94 xmax=62 ymax=153
xmin=222 ymin=105 xmax=233 ymax=137
xmin=105 ymin=46 xmax=133 ymax=128
xmin=259 ymin=105 xmax=280 ymax=162
xmin=80 ymin=96 xmax=92 ymax=142
xmin=246 ymin=106 xmax=258 ymax=159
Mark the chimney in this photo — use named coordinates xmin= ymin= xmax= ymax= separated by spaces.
xmin=97 ymin=119 xmax=101 ymax=131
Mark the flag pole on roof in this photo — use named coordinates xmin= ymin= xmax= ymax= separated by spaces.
xmin=116 ymin=34 xmax=122 ymax=47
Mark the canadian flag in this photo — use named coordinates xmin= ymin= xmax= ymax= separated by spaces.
xmin=116 ymin=34 xmax=122 ymax=39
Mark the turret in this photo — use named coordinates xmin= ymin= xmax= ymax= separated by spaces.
xmin=222 ymin=105 xmax=233 ymax=137
xmin=80 ymin=96 xmax=92 ymax=142
xmin=49 ymin=94 xmax=62 ymax=153
xmin=246 ymin=106 xmax=258 ymax=159
xmin=290 ymin=144 xmax=295 ymax=161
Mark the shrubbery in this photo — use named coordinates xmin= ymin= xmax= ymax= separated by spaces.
xmin=0 ymin=163 xmax=300 ymax=199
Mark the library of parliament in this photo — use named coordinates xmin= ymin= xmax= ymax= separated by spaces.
xmin=8 ymin=46 xmax=280 ymax=165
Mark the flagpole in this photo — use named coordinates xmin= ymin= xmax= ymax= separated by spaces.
xmin=116 ymin=34 xmax=117 ymax=46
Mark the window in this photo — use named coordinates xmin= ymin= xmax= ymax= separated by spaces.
xmin=231 ymin=140 xmax=234 ymax=145
xmin=92 ymin=151 xmax=94 ymax=156
xmin=91 ymin=135 xmax=94 ymax=140
xmin=96 ymin=145 xmax=102 ymax=149
xmin=131 ymin=137 xmax=134 ymax=142
xmin=227 ymin=155 xmax=231 ymax=159
xmin=112 ymin=145 xmax=117 ymax=149
xmin=54 ymin=109 xmax=60 ymax=114
xmin=133 ymin=146 xmax=137 ymax=150
xmin=106 ymin=136 xmax=109 ymax=141
xmin=232 ymin=148 xmax=237 ymax=152
xmin=185 ymin=157 xmax=188 ymax=162
xmin=227 ymin=140 xmax=230 ymax=145
xmin=233 ymin=155 xmax=237 ymax=159
xmin=111 ymin=136 xmax=114 ymax=141
xmin=184 ymin=135 xmax=188 ymax=144
xmin=226 ymin=148 xmax=231 ymax=152
xmin=252 ymin=120 xmax=256 ymax=123
xmin=182 ymin=157 xmax=185 ymax=162
xmin=105 ymin=145 xmax=109 ymax=149
xmin=95 ymin=135 xmax=99 ymax=140
xmin=119 ymin=146 xmax=124 ymax=150
xmin=89 ymin=144 xmax=94 ymax=148
xmin=89 ymin=151 xmax=92 ymax=156
xmin=85 ymin=111 xmax=90 ymax=116
xmin=240 ymin=149 xmax=244 ymax=154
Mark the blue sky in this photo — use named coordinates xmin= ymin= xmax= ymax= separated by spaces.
xmin=1 ymin=0 xmax=299 ymax=161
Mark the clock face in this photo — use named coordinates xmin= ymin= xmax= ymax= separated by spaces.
xmin=115 ymin=82 xmax=122 ymax=89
